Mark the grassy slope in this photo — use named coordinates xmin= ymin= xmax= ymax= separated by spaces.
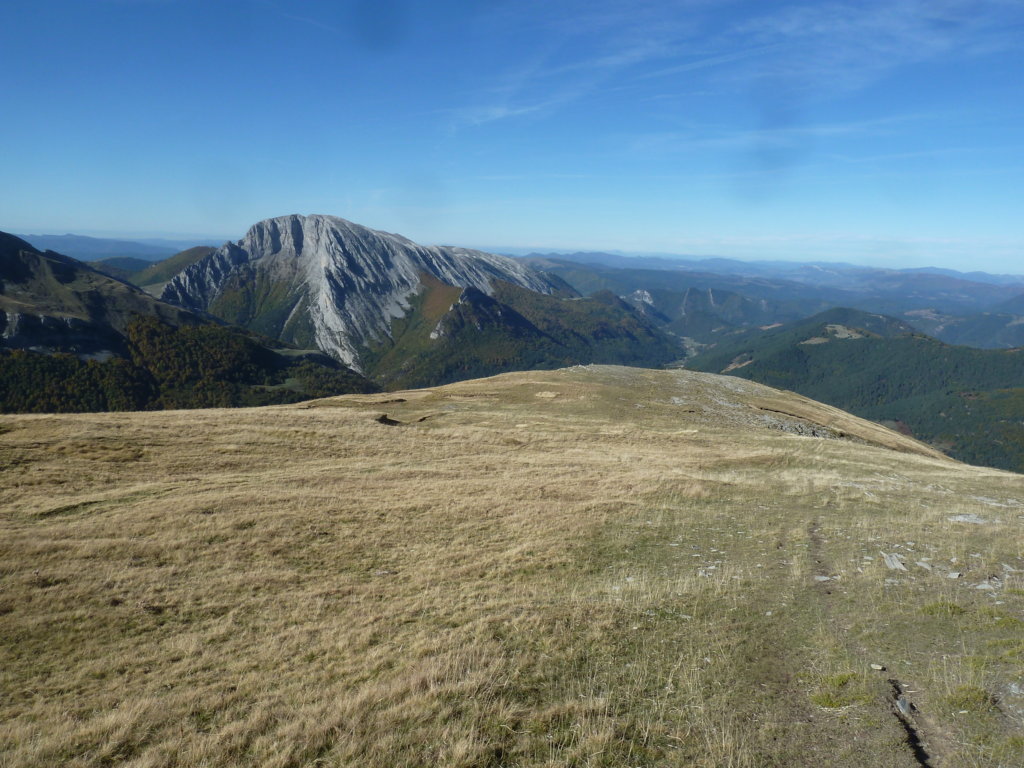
xmin=206 ymin=269 xmax=319 ymax=349
xmin=687 ymin=309 xmax=1024 ymax=472
xmin=134 ymin=247 xmax=216 ymax=293
xmin=2 ymin=366 xmax=1022 ymax=767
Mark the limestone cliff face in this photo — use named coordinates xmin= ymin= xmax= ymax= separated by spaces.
xmin=161 ymin=214 xmax=557 ymax=370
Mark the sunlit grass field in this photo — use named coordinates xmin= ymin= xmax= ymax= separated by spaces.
xmin=2 ymin=365 xmax=1022 ymax=767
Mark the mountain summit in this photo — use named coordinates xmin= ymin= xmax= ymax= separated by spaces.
xmin=161 ymin=214 xmax=560 ymax=370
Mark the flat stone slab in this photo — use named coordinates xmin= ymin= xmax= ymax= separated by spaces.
xmin=881 ymin=552 xmax=908 ymax=571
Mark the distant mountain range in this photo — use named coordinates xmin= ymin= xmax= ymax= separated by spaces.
xmin=13 ymin=233 xmax=216 ymax=262
xmin=528 ymin=253 xmax=1024 ymax=349
xmin=510 ymin=253 xmax=1024 ymax=471
xmin=161 ymin=215 xmax=562 ymax=368
xmin=521 ymin=250 xmax=1024 ymax=287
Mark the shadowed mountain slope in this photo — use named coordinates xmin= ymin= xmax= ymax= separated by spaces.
xmin=88 ymin=257 xmax=154 ymax=282
xmin=0 ymin=232 xmax=197 ymax=355
xmin=903 ymin=307 xmax=1024 ymax=349
xmin=0 ymin=232 xmax=375 ymax=411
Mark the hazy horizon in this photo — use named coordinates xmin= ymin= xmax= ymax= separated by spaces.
xmin=4 ymin=1 xmax=1023 ymax=272
xmin=12 ymin=222 xmax=1024 ymax=277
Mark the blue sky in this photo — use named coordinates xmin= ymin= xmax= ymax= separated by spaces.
xmin=3 ymin=0 xmax=1023 ymax=270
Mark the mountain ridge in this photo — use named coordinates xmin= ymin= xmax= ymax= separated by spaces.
xmin=162 ymin=214 xmax=562 ymax=371
xmin=0 ymin=232 xmax=198 ymax=356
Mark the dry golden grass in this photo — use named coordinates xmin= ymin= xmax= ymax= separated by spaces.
xmin=1 ymin=365 xmax=1023 ymax=767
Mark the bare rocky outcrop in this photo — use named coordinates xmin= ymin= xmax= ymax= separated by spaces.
xmin=161 ymin=214 xmax=558 ymax=371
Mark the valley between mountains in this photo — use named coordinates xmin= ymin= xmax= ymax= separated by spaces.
xmin=2 ymin=366 xmax=1023 ymax=767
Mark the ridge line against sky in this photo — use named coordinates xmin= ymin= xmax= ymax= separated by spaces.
xmin=2 ymin=0 xmax=1022 ymax=271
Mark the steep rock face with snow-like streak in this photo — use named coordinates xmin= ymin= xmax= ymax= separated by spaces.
xmin=161 ymin=214 xmax=558 ymax=370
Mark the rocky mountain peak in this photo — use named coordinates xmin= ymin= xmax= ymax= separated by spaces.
xmin=161 ymin=214 xmax=559 ymax=370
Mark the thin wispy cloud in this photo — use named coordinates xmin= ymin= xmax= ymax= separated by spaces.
xmin=450 ymin=103 xmax=550 ymax=128
xmin=448 ymin=2 xmax=719 ymax=128
xmin=256 ymin=1 xmax=340 ymax=34
xmin=452 ymin=0 xmax=1020 ymax=131
xmin=728 ymin=0 xmax=1021 ymax=93
xmin=631 ymin=114 xmax=929 ymax=154
xmin=637 ymin=44 xmax=783 ymax=81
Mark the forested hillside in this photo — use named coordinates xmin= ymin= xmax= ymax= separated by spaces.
xmin=0 ymin=232 xmax=376 ymax=413
xmin=0 ymin=317 xmax=376 ymax=413
xmin=686 ymin=308 xmax=1024 ymax=471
